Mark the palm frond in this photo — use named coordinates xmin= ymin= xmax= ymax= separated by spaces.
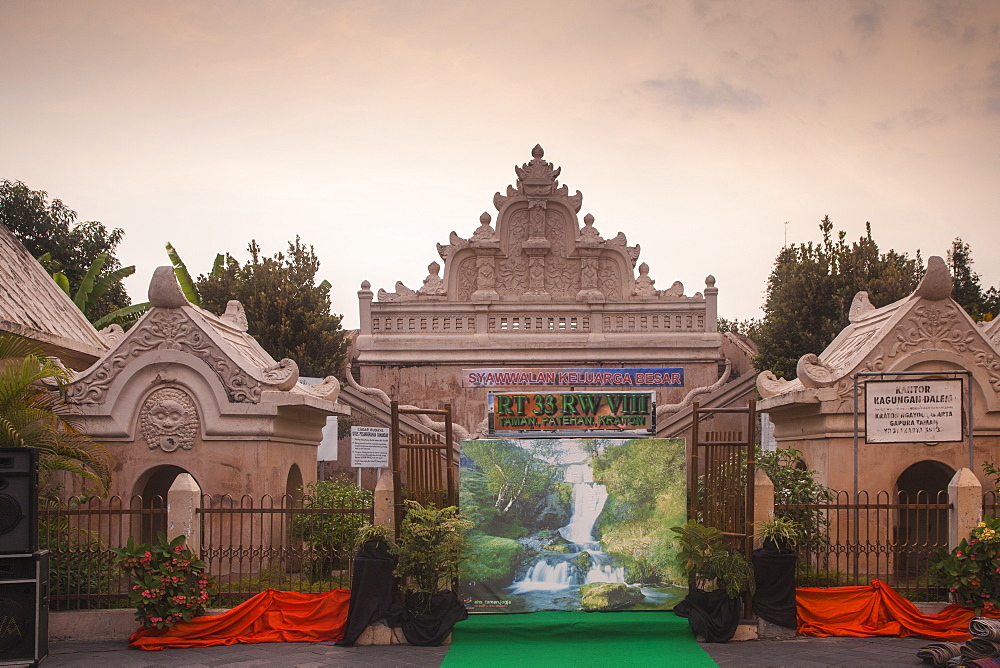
xmin=93 ymin=302 xmax=150 ymax=330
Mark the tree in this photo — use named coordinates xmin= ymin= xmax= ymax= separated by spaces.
xmin=43 ymin=252 xmax=150 ymax=329
xmin=196 ymin=237 xmax=348 ymax=378
xmin=947 ymin=237 xmax=1000 ymax=321
xmin=1 ymin=179 xmax=130 ymax=323
xmin=0 ymin=334 xmax=111 ymax=493
xmin=753 ymin=217 xmax=923 ymax=379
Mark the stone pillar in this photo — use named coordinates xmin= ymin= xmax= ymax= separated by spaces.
xmin=358 ymin=280 xmax=374 ymax=336
xmin=753 ymin=468 xmax=775 ymax=548
xmin=704 ymin=275 xmax=718 ymax=333
xmin=167 ymin=473 xmax=202 ymax=555
xmin=949 ymin=468 xmax=982 ymax=550
xmin=374 ymin=469 xmax=395 ymax=530
xmin=471 ymin=246 xmax=500 ymax=302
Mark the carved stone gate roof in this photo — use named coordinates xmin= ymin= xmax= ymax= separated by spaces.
xmin=357 ymin=145 xmax=721 ymax=364
xmin=757 ymin=256 xmax=1000 ymax=413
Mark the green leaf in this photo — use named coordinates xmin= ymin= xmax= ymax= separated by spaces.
xmin=52 ymin=272 xmax=71 ymax=296
xmin=73 ymin=253 xmax=109 ymax=310
xmin=165 ymin=242 xmax=200 ymax=306
xmin=93 ymin=302 xmax=150 ymax=329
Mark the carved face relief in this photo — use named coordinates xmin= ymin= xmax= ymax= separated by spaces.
xmin=140 ymin=388 xmax=198 ymax=453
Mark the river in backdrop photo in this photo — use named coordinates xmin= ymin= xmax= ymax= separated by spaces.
xmin=459 ymin=437 xmax=688 ymax=613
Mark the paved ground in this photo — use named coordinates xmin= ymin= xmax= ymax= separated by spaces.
xmin=35 ymin=635 xmax=935 ymax=667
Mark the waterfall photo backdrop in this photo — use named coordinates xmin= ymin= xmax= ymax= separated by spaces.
xmin=459 ymin=437 xmax=687 ymax=613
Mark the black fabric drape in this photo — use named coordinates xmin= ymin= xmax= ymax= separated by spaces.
xmin=752 ymin=545 xmax=798 ymax=629
xmin=674 ymin=588 xmax=741 ymax=643
xmin=388 ymin=590 xmax=469 ymax=647
xmin=336 ymin=539 xmax=400 ymax=646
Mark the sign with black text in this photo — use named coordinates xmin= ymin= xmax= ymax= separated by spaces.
xmin=488 ymin=391 xmax=656 ymax=437
xmin=350 ymin=426 xmax=390 ymax=467
xmin=865 ymin=379 xmax=963 ymax=444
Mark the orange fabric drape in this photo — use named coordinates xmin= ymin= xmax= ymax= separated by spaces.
xmin=796 ymin=580 xmax=994 ymax=641
xmin=128 ymin=588 xmax=352 ymax=650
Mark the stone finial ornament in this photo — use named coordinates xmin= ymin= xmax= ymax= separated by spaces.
xmin=148 ymin=266 xmax=187 ymax=308
xmin=221 ymin=300 xmax=249 ymax=331
xmin=796 ymin=353 xmax=836 ymax=388
xmin=98 ymin=324 xmax=126 ymax=346
xmin=140 ymin=387 xmax=198 ymax=452
xmin=471 ymin=212 xmax=497 ymax=242
xmin=849 ymin=291 xmax=876 ymax=322
xmin=262 ymin=358 xmax=299 ymax=390
xmin=915 ymin=256 xmax=953 ymax=301
xmin=298 ymin=376 xmax=342 ymax=403
xmin=580 ymin=213 xmax=602 ymax=243
xmin=634 ymin=263 xmax=658 ymax=298
xmin=418 ymin=262 xmax=445 ymax=295
xmin=756 ymin=370 xmax=792 ymax=398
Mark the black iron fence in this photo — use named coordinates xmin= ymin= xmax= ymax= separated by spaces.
xmin=778 ymin=489 xmax=950 ymax=601
xmin=39 ymin=492 xmax=372 ymax=611
xmin=199 ymin=493 xmax=372 ymax=607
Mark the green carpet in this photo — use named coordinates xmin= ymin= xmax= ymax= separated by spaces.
xmin=441 ymin=611 xmax=717 ymax=667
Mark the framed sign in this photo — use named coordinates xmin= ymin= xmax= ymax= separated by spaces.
xmin=350 ymin=426 xmax=390 ymax=467
xmin=865 ymin=379 xmax=963 ymax=444
xmin=487 ymin=391 xmax=656 ymax=438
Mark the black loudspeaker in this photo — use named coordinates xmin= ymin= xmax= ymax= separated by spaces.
xmin=0 ymin=551 xmax=49 ymax=667
xmin=0 ymin=448 xmax=38 ymax=554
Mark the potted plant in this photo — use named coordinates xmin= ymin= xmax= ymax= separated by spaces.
xmin=671 ymin=521 xmax=755 ymax=643
xmin=391 ymin=501 xmax=474 ymax=646
xmin=751 ymin=516 xmax=800 ymax=630
xmin=755 ymin=516 xmax=800 ymax=553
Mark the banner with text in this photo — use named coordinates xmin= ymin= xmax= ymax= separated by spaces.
xmin=463 ymin=367 xmax=684 ymax=388
xmin=488 ymin=391 xmax=656 ymax=438
xmin=865 ymin=379 xmax=963 ymax=444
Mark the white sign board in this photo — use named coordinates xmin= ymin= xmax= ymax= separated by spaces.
xmin=865 ymin=379 xmax=963 ymax=444
xmin=350 ymin=426 xmax=390 ymax=468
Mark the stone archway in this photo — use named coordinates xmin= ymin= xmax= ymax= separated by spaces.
xmin=895 ymin=460 xmax=953 ymax=578
xmin=132 ymin=464 xmax=194 ymax=544
xmin=286 ymin=463 xmax=304 ymax=503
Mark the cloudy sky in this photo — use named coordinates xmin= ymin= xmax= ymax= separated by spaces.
xmin=3 ymin=0 xmax=998 ymax=329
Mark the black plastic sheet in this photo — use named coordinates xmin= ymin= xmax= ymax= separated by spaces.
xmin=752 ymin=545 xmax=797 ymax=629
xmin=336 ymin=539 xmax=400 ymax=646
xmin=674 ymin=588 xmax=741 ymax=643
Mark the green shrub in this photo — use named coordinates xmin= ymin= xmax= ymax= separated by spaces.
xmin=931 ymin=516 xmax=1000 ymax=613
xmin=291 ymin=477 xmax=373 ymax=578
xmin=111 ymin=533 xmax=216 ymax=629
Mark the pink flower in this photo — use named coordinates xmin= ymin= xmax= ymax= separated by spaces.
xmin=174 ymin=545 xmax=184 ymax=552
xmin=141 ymin=590 xmax=152 ymax=598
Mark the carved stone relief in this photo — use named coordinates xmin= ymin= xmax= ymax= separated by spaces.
xmin=139 ymin=387 xmax=198 ymax=453
xmin=68 ymin=310 xmax=265 ymax=404
xmin=598 ymin=258 xmax=623 ymax=301
xmin=456 ymin=257 xmax=477 ymax=301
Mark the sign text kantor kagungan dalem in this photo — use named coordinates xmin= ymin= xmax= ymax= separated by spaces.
xmin=865 ymin=379 xmax=963 ymax=444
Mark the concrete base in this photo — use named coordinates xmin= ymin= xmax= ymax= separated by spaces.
xmin=756 ymin=617 xmax=797 ymax=639
xmin=49 ymin=609 xmax=449 ymax=646
xmin=50 ymin=608 xmax=228 ymax=642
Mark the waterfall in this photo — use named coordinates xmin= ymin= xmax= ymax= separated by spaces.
xmin=509 ymin=454 xmax=625 ymax=594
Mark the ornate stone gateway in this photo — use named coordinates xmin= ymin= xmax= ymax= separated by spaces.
xmin=355 ymin=145 xmax=733 ymax=436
